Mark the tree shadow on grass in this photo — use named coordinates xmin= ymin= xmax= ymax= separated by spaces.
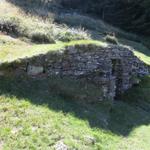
xmin=0 ymin=75 xmax=150 ymax=137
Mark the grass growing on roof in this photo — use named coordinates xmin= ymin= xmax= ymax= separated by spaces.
xmin=1 ymin=35 xmax=149 ymax=66
xmin=0 ymin=39 xmax=107 ymax=63
xmin=119 ymin=38 xmax=150 ymax=65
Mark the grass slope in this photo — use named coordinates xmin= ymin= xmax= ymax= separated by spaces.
xmin=0 ymin=1 xmax=150 ymax=150
xmin=0 ymin=75 xmax=150 ymax=150
xmin=119 ymin=38 xmax=150 ymax=65
xmin=0 ymin=35 xmax=107 ymax=63
xmin=1 ymin=34 xmax=150 ymax=66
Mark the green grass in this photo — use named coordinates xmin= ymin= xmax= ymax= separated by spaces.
xmin=1 ymin=0 xmax=149 ymax=66
xmin=1 ymin=35 xmax=150 ymax=67
xmin=0 ymin=37 xmax=107 ymax=63
xmin=0 ymin=1 xmax=91 ymax=44
xmin=121 ymin=76 xmax=150 ymax=108
xmin=0 ymin=37 xmax=149 ymax=150
xmin=0 ymin=75 xmax=150 ymax=150
xmin=119 ymin=38 xmax=150 ymax=65
xmin=56 ymin=13 xmax=140 ymax=42
xmin=0 ymin=1 xmax=150 ymax=150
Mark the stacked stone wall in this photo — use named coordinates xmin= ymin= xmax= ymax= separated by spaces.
xmin=0 ymin=44 xmax=149 ymax=100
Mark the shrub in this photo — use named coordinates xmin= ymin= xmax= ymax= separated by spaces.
xmin=56 ymin=26 xmax=90 ymax=42
xmin=105 ymin=35 xmax=118 ymax=45
xmin=31 ymin=31 xmax=55 ymax=43
xmin=0 ymin=16 xmax=25 ymax=36
xmin=0 ymin=15 xmax=90 ymax=43
xmin=56 ymin=13 xmax=140 ymax=42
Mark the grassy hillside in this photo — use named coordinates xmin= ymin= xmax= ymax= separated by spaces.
xmin=0 ymin=0 xmax=149 ymax=64
xmin=0 ymin=34 xmax=107 ymax=63
xmin=0 ymin=0 xmax=150 ymax=150
xmin=0 ymin=0 xmax=90 ymax=44
xmin=0 ymin=73 xmax=150 ymax=150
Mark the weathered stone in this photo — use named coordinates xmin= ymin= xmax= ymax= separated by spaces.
xmin=54 ymin=141 xmax=68 ymax=150
xmin=1 ymin=44 xmax=149 ymax=101
xmin=27 ymin=65 xmax=44 ymax=75
xmin=84 ymin=136 xmax=96 ymax=145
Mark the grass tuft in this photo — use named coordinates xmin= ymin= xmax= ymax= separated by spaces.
xmin=105 ymin=35 xmax=119 ymax=45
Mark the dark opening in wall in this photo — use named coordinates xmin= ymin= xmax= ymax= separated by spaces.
xmin=111 ymin=59 xmax=123 ymax=99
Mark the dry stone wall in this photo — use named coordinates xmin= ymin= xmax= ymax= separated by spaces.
xmin=1 ymin=44 xmax=149 ymax=101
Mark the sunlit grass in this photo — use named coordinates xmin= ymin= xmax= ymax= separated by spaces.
xmin=0 ymin=38 xmax=107 ymax=63
xmin=133 ymin=51 xmax=150 ymax=65
xmin=119 ymin=38 xmax=150 ymax=65
xmin=0 ymin=76 xmax=150 ymax=149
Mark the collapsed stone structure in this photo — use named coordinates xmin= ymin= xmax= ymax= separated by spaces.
xmin=1 ymin=44 xmax=149 ymax=100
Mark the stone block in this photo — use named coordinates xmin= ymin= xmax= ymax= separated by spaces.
xmin=27 ymin=65 xmax=44 ymax=75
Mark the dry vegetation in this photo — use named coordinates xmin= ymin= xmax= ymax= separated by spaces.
xmin=0 ymin=1 xmax=90 ymax=43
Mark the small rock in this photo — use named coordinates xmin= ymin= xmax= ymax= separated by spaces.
xmin=11 ymin=127 xmax=23 ymax=134
xmin=0 ymin=141 xmax=4 ymax=150
xmin=84 ymin=136 xmax=96 ymax=145
xmin=54 ymin=141 xmax=68 ymax=150
xmin=27 ymin=65 xmax=44 ymax=76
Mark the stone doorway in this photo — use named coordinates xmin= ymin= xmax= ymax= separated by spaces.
xmin=112 ymin=59 xmax=123 ymax=99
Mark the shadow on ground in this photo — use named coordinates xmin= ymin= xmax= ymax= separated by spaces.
xmin=0 ymin=75 xmax=150 ymax=137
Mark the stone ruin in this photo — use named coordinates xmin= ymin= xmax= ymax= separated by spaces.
xmin=0 ymin=44 xmax=149 ymax=101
